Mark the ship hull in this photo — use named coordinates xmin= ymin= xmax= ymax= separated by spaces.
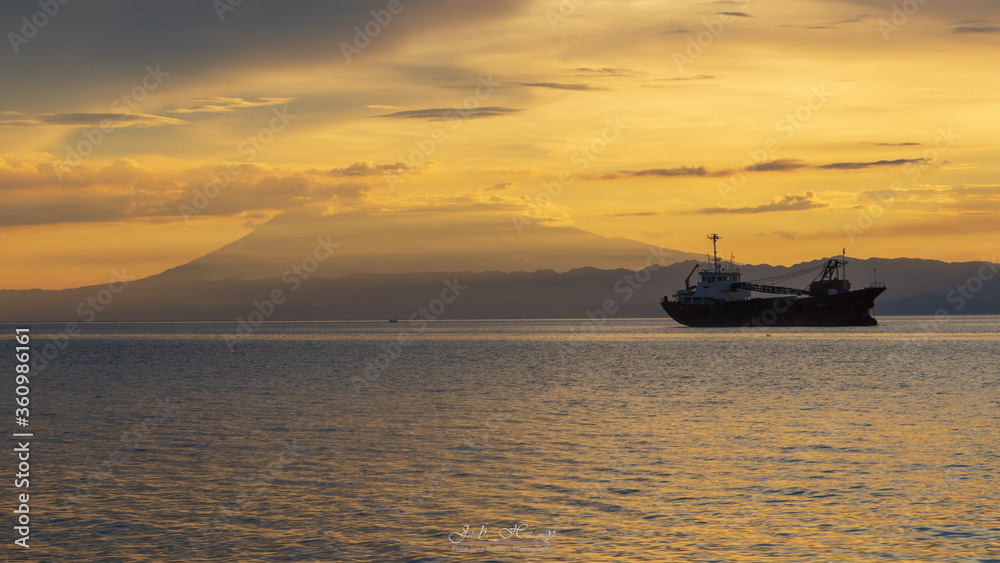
xmin=661 ymin=286 xmax=886 ymax=327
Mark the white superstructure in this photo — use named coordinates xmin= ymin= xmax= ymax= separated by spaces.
xmin=672 ymin=234 xmax=751 ymax=304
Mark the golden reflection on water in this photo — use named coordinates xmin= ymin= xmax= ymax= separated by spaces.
xmin=326 ymin=390 xmax=998 ymax=562
xmin=15 ymin=318 xmax=1000 ymax=561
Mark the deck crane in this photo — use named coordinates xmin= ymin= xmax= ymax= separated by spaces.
xmin=684 ymin=263 xmax=699 ymax=291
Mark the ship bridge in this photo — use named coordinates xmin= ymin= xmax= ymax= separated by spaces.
xmin=673 ymin=234 xmax=751 ymax=304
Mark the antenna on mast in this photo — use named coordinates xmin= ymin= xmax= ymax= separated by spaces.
xmin=708 ymin=234 xmax=721 ymax=273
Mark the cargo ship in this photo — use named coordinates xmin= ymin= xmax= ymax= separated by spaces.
xmin=660 ymin=234 xmax=886 ymax=327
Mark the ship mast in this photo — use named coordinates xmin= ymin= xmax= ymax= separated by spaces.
xmin=708 ymin=233 xmax=721 ymax=273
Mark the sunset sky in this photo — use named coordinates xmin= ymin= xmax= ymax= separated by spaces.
xmin=1 ymin=0 xmax=998 ymax=289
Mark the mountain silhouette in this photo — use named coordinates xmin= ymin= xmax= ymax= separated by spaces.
xmin=1 ymin=258 xmax=997 ymax=321
xmin=2 ymin=209 xmax=996 ymax=320
xmin=154 ymin=210 xmax=703 ymax=281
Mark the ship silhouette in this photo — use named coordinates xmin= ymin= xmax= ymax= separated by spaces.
xmin=660 ymin=234 xmax=886 ymax=327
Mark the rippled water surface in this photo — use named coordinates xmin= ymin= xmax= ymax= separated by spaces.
xmin=7 ymin=317 xmax=1000 ymax=562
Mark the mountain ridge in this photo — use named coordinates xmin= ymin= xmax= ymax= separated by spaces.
xmin=153 ymin=210 xmax=704 ymax=281
xmin=2 ymin=257 xmax=997 ymax=322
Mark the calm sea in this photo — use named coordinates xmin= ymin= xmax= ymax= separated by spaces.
xmin=5 ymin=317 xmax=999 ymax=562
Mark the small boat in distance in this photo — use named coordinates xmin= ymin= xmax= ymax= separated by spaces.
xmin=660 ymin=234 xmax=886 ymax=327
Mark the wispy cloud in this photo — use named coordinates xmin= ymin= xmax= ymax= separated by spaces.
xmin=599 ymin=166 xmax=729 ymax=179
xmin=604 ymin=211 xmax=664 ymax=217
xmin=325 ymin=161 xmax=413 ymax=177
xmin=485 ymin=182 xmax=517 ymax=191
xmin=378 ymin=191 xmax=539 ymax=216
xmin=659 ymin=74 xmax=716 ymax=82
xmin=599 ymin=159 xmax=805 ymax=179
xmin=855 ymin=184 xmax=1000 ymax=212
xmin=818 ymin=158 xmax=927 ymax=170
xmin=752 ymin=159 xmax=808 ymax=172
xmin=571 ymin=67 xmax=640 ymax=77
xmin=953 ymin=26 xmax=1000 ymax=34
xmin=0 ymin=159 xmax=372 ymax=226
xmin=690 ymin=191 xmax=828 ymax=214
xmin=168 ymin=97 xmax=295 ymax=114
xmin=0 ymin=112 xmax=185 ymax=128
xmin=518 ymin=82 xmax=603 ymax=91
xmin=794 ymin=16 xmax=866 ymax=30
xmin=376 ymin=107 xmax=522 ymax=121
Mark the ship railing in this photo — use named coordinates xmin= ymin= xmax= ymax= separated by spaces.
xmin=867 ymin=281 xmax=886 ymax=288
xmin=731 ymin=282 xmax=813 ymax=296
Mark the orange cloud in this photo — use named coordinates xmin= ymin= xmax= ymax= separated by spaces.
xmin=690 ymin=191 xmax=829 ymax=214
xmin=168 ymin=97 xmax=297 ymax=114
